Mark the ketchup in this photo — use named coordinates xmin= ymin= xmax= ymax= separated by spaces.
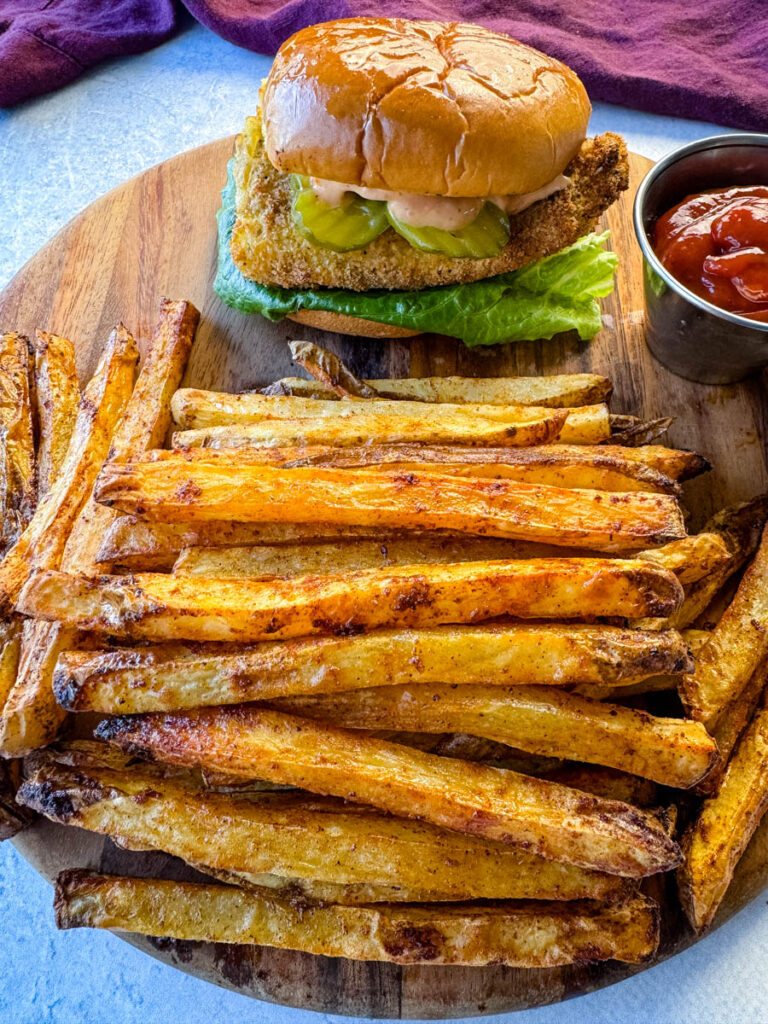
xmin=652 ymin=186 xmax=768 ymax=321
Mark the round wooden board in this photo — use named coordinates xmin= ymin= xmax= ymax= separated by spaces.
xmin=5 ymin=139 xmax=768 ymax=1017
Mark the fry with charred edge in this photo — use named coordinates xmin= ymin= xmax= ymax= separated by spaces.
xmin=0 ymin=758 xmax=32 ymax=840
xmin=20 ymin=755 xmax=627 ymax=902
xmin=145 ymin=442 xmax=680 ymax=495
xmin=52 ymin=623 xmax=693 ymax=714
xmin=173 ymin=408 xmax=567 ymax=449
xmin=606 ymin=417 xmax=673 ymax=447
xmin=0 ymin=332 xmax=36 ymax=541
xmin=679 ymin=707 xmax=768 ymax=931
xmin=288 ymin=341 xmax=379 ymax=399
xmin=272 ymin=683 xmax=716 ymax=788
xmin=54 ymin=870 xmax=660 ymax=966
xmin=265 ymin=370 xmax=613 ymax=408
xmin=696 ymin=657 xmax=768 ymax=796
xmin=169 ymin=386 xmax=606 ymax=435
xmin=22 ymin=559 xmax=684 ymax=643
xmin=680 ymin=525 xmax=768 ymax=727
xmin=0 ymin=325 xmax=138 ymax=610
xmin=95 ymin=460 xmax=686 ymax=552
xmin=145 ymin=439 xmax=708 ymax=484
xmin=33 ymin=331 xmax=79 ymax=498
xmin=172 ymin=531 xmax=723 ymax=584
xmin=95 ymin=705 xmax=682 ymax=877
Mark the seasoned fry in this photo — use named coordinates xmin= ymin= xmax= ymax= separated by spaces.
xmin=267 ymin=371 xmax=613 ymax=408
xmin=273 ymin=683 xmax=716 ymax=788
xmin=680 ymin=525 xmax=768 ymax=726
xmin=574 ymin=628 xmax=708 ymax=700
xmin=32 ymin=330 xmax=79 ymax=498
xmin=173 ymin=408 xmax=566 ymax=449
xmin=0 ymin=332 xmax=36 ymax=540
xmin=0 ymin=618 xmax=21 ymax=710
xmin=54 ymin=871 xmax=660 ymax=966
xmin=679 ymin=706 xmax=768 ymax=931
xmin=150 ymin=442 xmax=680 ymax=494
xmin=21 ymin=755 xmax=626 ymax=902
xmin=287 ymin=341 xmax=379 ymax=398
xmin=635 ymin=534 xmax=730 ymax=586
xmin=95 ymin=459 xmax=686 ymax=552
xmin=95 ymin=705 xmax=682 ymax=877
xmin=0 ymin=325 xmax=138 ymax=610
xmin=53 ymin=623 xmax=692 ymax=714
xmin=23 ymin=559 xmax=683 ymax=643
xmin=544 ymin=765 xmax=659 ymax=808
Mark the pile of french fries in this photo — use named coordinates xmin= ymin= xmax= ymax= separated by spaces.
xmin=3 ymin=304 xmax=768 ymax=971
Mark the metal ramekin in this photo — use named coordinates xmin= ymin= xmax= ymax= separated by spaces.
xmin=634 ymin=133 xmax=768 ymax=385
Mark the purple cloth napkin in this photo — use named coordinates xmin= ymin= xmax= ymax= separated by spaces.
xmin=0 ymin=0 xmax=177 ymax=106
xmin=2 ymin=0 xmax=766 ymax=132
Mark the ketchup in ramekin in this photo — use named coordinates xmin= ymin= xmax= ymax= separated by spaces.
xmin=652 ymin=187 xmax=768 ymax=322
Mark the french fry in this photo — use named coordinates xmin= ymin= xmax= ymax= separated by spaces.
xmin=150 ymin=442 xmax=680 ymax=495
xmin=0 ymin=332 xmax=36 ymax=540
xmin=544 ymin=765 xmax=659 ymax=808
xmin=287 ymin=341 xmax=379 ymax=399
xmin=53 ymin=623 xmax=692 ymax=714
xmin=95 ymin=459 xmax=686 ymax=552
xmin=679 ymin=525 xmax=768 ymax=727
xmin=95 ymin=705 xmax=682 ymax=877
xmin=268 ymin=370 xmax=613 ymax=408
xmin=574 ymin=628 xmax=708 ymax=700
xmin=21 ymin=755 xmax=626 ymax=902
xmin=22 ymin=559 xmax=684 ymax=643
xmin=172 ymin=409 xmax=567 ymax=449
xmin=0 ymin=325 xmax=138 ymax=610
xmin=54 ymin=870 xmax=660 ymax=966
xmin=172 ymin=531 xmax=726 ymax=583
xmin=32 ymin=330 xmax=79 ymax=498
xmin=272 ymin=683 xmax=716 ymax=788
xmin=0 ymin=618 xmax=21 ymax=710
xmin=678 ymin=706 xmax=768 ymax=931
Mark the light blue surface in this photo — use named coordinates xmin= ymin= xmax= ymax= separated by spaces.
xmin=0 ymin=21 xmax=756 ymax=1024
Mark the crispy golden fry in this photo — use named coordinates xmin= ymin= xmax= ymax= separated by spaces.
xmin=54 ymin=870 xmax=660 ymax=966
xmin=287 ymin=341 xmax=379 ymax=399
xmin=23 ymin=559 xmax=683 ymax=643
xmin=0 ymin=325 xmax=138 ymax=610
xmin=574 ymin=628 xmax=708 ymax=700
xmin=95 ymin=459 xmax=686 ymax=552
xmin=21 ymin=755 xmax=625 ymax=902
xmin=680 ymin=525 xmax=768 ymax=726
xmin=96 ymin=706 xmax=682 ymax=877
xmin=32 ymin=331 xmax=79 ymax=498
xmin=0 ymin=618 xmax=21 ymax=711
xmin=679 ymin=707 xmax=768 ymax=931
xmin=53 ymin=623 xmax=692 ymax=714
xmin=267 ymin=371 xmax=613 ymax=408
xmin=0 ymin=332 xmax=36 ymax=541
xmin=172 ymin=531 xmax=725 ymax=583
xmin=544 ymin=765 xmax=659 ymax=808
xmin=151 ymin=442 xmax=680 ymax=495
xmin=273 ymin=683 xmax=716 ymax=788
xmin=697 ymin=657 xmax=768 ymax=796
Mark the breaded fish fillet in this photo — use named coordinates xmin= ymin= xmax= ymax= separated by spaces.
xmin=231 ymin=111 xmax=628 ymax=293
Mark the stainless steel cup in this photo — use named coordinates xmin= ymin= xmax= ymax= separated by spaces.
xmin=634 ymin=134 xmax=768 ymax=385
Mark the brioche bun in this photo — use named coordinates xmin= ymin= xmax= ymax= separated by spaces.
xmin=263 ymin=18 xmax=591 ymax=198
xmin=286 ymin=310 xmax=421 ymax=338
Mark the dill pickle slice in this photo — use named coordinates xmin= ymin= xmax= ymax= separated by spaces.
xmin=386 ymin=202 xmax=510 ymax=258
xmin=290 ymin=175 xmax=389 ymax=252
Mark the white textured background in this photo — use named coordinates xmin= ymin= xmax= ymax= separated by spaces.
xmin=0 ymin=19 xmax=760 ymax=1024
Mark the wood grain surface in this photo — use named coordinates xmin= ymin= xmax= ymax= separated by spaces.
xmin=5 ymin=139 xmax=768 ymax=1017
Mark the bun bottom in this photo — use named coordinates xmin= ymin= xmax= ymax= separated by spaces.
xmin=287 ymin=310 xmax=421 ymax=339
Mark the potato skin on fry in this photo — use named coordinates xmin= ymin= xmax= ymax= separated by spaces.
xmin=54 ymin=870 xmax=659 ymax=966
xmin=21 ymin=559 xmax=683 ymax=643
xmin=21 ymin=755 xmax=626 ymax=902
xmin=95 ymin=460 xmax=686 ymax=552
xmin=33 ymin=331 xmax=79 ymax=499
xmin=95 ymin=705 xmax=682 ymax=877
xmin=52 ymin=623 xmax=693 ymax=714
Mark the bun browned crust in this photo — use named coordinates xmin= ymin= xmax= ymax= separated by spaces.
xmin=263 ymin=18 xmax=591 ymax=198
xmin=286 ymin=310 xmax=421 ymax=338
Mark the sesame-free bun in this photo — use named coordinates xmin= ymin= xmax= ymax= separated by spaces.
xmin=262 ymin=18 xmax=591 ymax=198
xmin=286 ymin=310 xmax=421 ymax=338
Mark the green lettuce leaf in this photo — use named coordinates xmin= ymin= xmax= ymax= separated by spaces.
xmin=214 ymin=158 xmax=618 ymax=348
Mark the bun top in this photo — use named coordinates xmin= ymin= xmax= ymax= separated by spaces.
xmin=262 ymin=18 xmax=591 ymax=198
